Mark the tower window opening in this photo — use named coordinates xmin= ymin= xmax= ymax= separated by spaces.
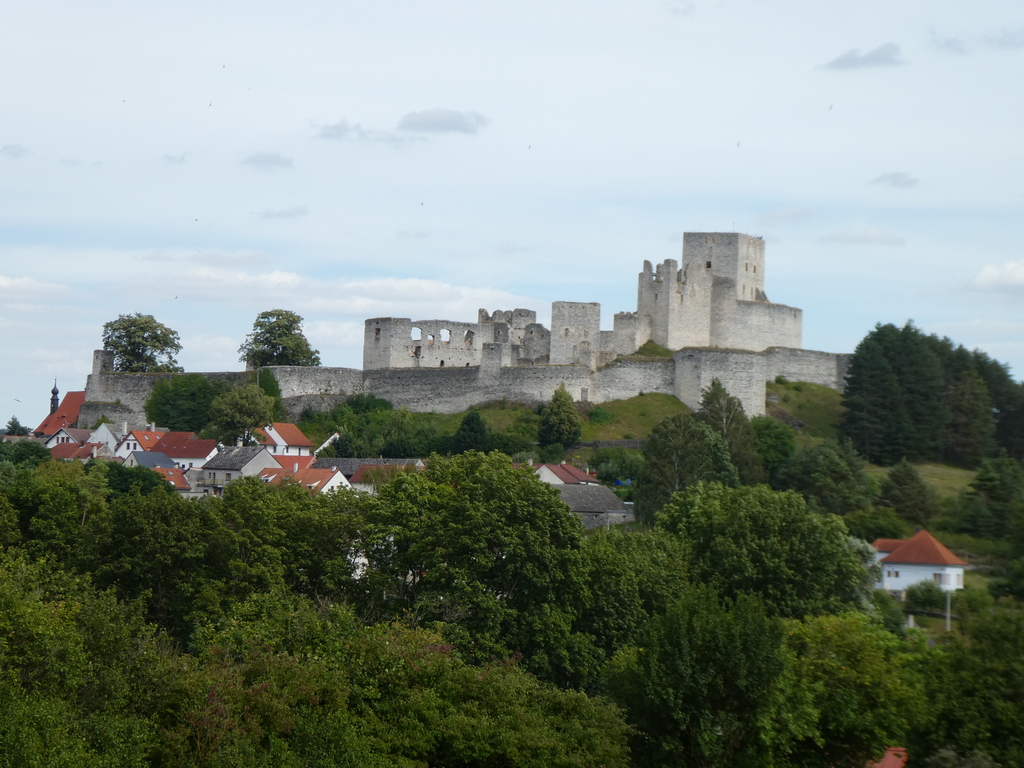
xmin=374 ymin=328 xmax=381 ymax=341
xmin=753 ymin=265 xmax=757 ymax=273
xmin=705 ymin=261 xmax=712 ymax=269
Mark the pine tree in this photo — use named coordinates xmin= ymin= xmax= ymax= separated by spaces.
xmin=538 ymin=385 xmax=582 ymax=448
xmin=878 ymin=459 xmax=940 ymax=526
xmin=894 ymin=323 xmax=947 ymax=460
xmin=4 ymin=416 xmax=29 ymax=436
xmin=452 ymin=410 xmax=491 ymax=454
xmin=840 ymin=328 xmax=908 ymax=464
xmin=943 ymin=372 xmax=996 ymax=468
xmin=695 ymin=379 xmax=765 ymax=484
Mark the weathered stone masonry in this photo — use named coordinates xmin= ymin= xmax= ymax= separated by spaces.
xmin=79 ymin=233 xmax=849 ymax=428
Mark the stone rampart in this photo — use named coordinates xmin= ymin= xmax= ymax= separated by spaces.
xmin=763 ymin=347 xmax=851 ymax=391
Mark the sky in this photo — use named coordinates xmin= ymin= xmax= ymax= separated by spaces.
xmin=3 ymin=0 xmax=1023 ymax=430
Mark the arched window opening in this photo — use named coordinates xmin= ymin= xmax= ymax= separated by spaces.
xmin=440 ymin=328 xmax=451 ymax=343
xmin=411 ymin=326 xmax=422 ymax=341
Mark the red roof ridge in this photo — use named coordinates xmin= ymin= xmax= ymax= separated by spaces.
xmin=880 ymin=530 xmax=967 ymax=567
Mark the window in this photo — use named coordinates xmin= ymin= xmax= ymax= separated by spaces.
xmin=705 ymin=261 xmax=712 ymax=269
xmin=374 ymin=328 xmax=381 ymax=341
xmin=933 ymin=573 xmax=947 ymax=585
xmin=225 ymin=473 xmax=232 ymax=482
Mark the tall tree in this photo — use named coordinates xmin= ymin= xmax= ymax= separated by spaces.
xmin=893 ymin=322 xmax=948 ymax=459
xmin=3 ymin=416 xmax=29 ymax=436
xmin=144 ymin=373 xmax=225 ymax=432
xmin=878 ymin=458 xmax=940 ymax=526
xmin=840 ymin=327 xmax=908 ymax=465
xmin=451 ymin=410 xmax=490 ymax=454
xmin=657 ymin=483 xmax=876 ymax=618
xmin=752 ymin=415 xmax=797 ymax=487
xmin=780 ymin=439 xmax=876 ymax=517
xmin=238 ymin=309 xmax=321 ymax=368
xmin=101 ymin=313 xmax=183 ymax=373
xmin=538 ymin=385 xmax=582 ymax=448
xmin=943 ymin=371 xmax=996 ymax=468
xmin=695 ymin=379 xmax=766 ymax=484
xmin=207 ymin=384 xmax=275 ymax=445
xmin=633 ymin=414 xmax=739 ymax=526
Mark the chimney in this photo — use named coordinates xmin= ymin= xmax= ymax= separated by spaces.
xmin=122 ymin=421 xmax=128 ymax=434
xmin=293 ymin=462 xmax=298 ymax=473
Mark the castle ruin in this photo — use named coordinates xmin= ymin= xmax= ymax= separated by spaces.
xmin=79 ymin=233 xmax=848 ymax=429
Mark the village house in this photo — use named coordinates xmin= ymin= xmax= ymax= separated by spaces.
xmin=873 ymin=529 xmax=967 ymax=598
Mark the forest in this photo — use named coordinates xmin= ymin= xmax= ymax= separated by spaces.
xmin=1 ymin=320 xmax=1023 ymax=767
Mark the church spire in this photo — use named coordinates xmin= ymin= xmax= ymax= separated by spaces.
xmin=50 ymin=380 xmax=59 ymax=415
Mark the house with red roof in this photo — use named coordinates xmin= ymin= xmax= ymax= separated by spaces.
xmin=873 ymin=530 xmax=966 ymax=597
xmin=256 ymin=466 xmax=351 ymax=495
xmin=50 ymin=442 xmax=113 ymax=462
xmin=153 ymin=432 xmax=219 ymax=470
xmin=531 ymin=462 xmax=600 ymax=485
xmin=44 ymin=427 xmax=92 ymax=450
xmin=152 ymin=467 xmax=198 ymax=496
xmin=253 ymin=423 xmax=313 ymax=458
xmin=114 ymin=430 xmax=165 ymax=458
xmin=869 ymin=747 xmax=908 ymax=768
xmin=33 ymin=390 xmax=86 ymax=437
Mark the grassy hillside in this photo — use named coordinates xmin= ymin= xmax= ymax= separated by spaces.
xmin=580 ymin=393 xmax=690 ymax=441
xmin=765 ymin=379 xmax=845 ymax=440
xmin=864 ymin=462 xmax=977 ymax=500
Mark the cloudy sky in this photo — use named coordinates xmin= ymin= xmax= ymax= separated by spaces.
xmin=3 ymin=0 xmax=1023 ymax=429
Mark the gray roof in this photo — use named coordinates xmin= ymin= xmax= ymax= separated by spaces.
xmin=557 ymin=484 xmax=631 ymax=514
xmin=130 ymin=451 xmax=176 ymax=469
xmin=205 ymin=446 xmax=269 ymax=471
xmin=312 ymin=457 xmax=424 ymax=477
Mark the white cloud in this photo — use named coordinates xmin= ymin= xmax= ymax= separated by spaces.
xmin=973 ymin=260 xmax=1024 ymax=290
xmin=162 ymin=153 xmax=188 ymax=165
xmin=241 ymin=152 xmax=293 ymax=170
xmin=1 ymin=144 xmax=29 ymax=160
xmin=258 ymin=206 xmax=309 ymax=220
xmin=870 ymin=172 xmax=918 ymax=188
xmin=823 ymin=43 xmax=905 ymax=69
xmin=0 ymin=275 xmax=69 ymax=299
xmin=818 ymin=227 xmax=905 ymax=245
xmin=930 ymin=29 xmax=968 ymax=55
xmin=397 ymin=109 xmax=489 ymax=134
xmin=664 ymin=0 xmax=695 ymax=17
xmin=317 ymin=120 xmax=409 ymax=145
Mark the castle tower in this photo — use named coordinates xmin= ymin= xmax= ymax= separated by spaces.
xmin=682 ymin=232 xmax=766 ymax=303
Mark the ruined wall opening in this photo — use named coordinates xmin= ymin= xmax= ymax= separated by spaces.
xmin=439 ymin=360 xmax=445 ymax=367
xmin=374 ymin=328 xmax=381 ymax=341
xmin=440 ymin=328 xmax=450 ymax=343
xmin=411 ymin=326 xmax=422 ymax=341
xmin=427 ymin=334 xmax=435 ymax=345
xmin=464 ymin=330 xmax=474 ymax=346
xmin=414 ymin=346 xmax=421 ymax=358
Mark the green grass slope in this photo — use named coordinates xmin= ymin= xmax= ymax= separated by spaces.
xmin=765 ymin=379 xmax=845 ymax=440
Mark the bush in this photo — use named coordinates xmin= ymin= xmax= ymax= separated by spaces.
xmin=588 ymin=406 xmax=614 ymax=424
xmin=905 ymin=580 xmax=947 ymax=612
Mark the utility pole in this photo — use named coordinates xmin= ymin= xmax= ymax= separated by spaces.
xmin=946 ymin=589 xmax=952 ymax=632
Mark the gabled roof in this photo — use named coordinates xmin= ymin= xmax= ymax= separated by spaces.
xmin=869 ymin=748 xmax=908 ymax=768
xmin=272 ymin=454 xmax=316 ymax=471
xmin=537 ymin=463 xmax=598 ymax=484
xmin=130 ymin=451 xmax=177 ymax=469
xmin=254 ymin=423 xmax=312 ymax=448
xmin=204 ymin=446 xmax=270 ymax=471
xmin=50 ymin=427 xmax=92 ymax=444
xmin=50 ymin=442 xmax=107 ymax=460
xmin=878 ymin=530 xmax=967 ymax=567
xmin=257 ymin=467 xmax=348 ymax=494
xmin=154 ymin=432 xmax=218 ymax=459
xmin=557 ymin=484 xmax=631 ymax=513
xmin=122 ymin=431 xmax=163 ymax=451
xmin=153 ymin=467 xmax=191 ymax=490
xmin=34 ymin=391 xmax=86 ymax=435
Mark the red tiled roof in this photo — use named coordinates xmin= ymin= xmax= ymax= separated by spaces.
xmin=543 ymin=463 xmax=597 ymax=484
xmin=50 ymin=442 xmax=105 ymax=460
xmin=154 ymin=432 xmax=218 ymax=459
xmin=257 ymin=466 xmax=345 ymax=494
xmin=272 ymin=454 xmax=316 ymax=471
xmin=271 ymin=422 xmax=312 ymax=447
xmin=880 ymin=530 xmax=967 ymax=567
xmin=153 ymin=467 xmax=191 ymax=490
xmin=34 ymin=391 xmax=86 ymax=435
xmin=869 ymin=747 xmax=908 ymax=768
xmin=127 ymin=431 xmax=164 ymax=451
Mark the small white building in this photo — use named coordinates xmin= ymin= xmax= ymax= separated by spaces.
xmin=873 ymin=530 xmax=966 ymax=597
xmin=253 ymin=423 xmax=313 ymax=457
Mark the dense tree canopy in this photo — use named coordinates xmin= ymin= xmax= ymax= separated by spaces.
xmin=3 ymin=416 xmax=29 ymax=436
xmin=207 ymin=383 xmax=276 ymax=445
xmin=144 ymin=373 xmax=227 ymax=432
xmin=238 ymin=309 xmax=321 ymax=368
xmin=538 ymin=385 xmax=582 ymax=449
xmin=101 ymin=312 xmax=183 ymax=373
xmin=695 ymin=379 xmax=765 ymax=484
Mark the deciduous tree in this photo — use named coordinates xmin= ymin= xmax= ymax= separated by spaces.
xmin=101 ymin=312 xmax=183 ymax=373
xmin=207 ymin=384 xmax=275 ymax=445
xmin=695 ymin=378 xmax=765 ymax=484
xmin=144 ymin=373 xmax=225 ymax=432
xmin=238 ymin=309 xmax=321 ymax=368
xmin=538 ymin=385 xmax=582 ymax=448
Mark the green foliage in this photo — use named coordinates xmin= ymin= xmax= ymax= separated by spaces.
xmin=957 ymin=457 xmax=1024 ymax=542
xmin=780 ymin=438 xmax=876 ymax=516
xmin=843 ymin=506 xmax=913 ymax=542
xmin=784 ymin=613 xmax=923 ymax=768
xmin=144 ymin=373 xmax=226 ymax=432
xmin=879 ymin=458 xmax=941 ymax=525
xmin=633 ymin=414 xmax=738 ymax=525
xmin=354 ymin=451 xmax=595 ymax=686
xmin=101 ymin=312 xmax=183 ymax=372
xmin=451 ymin=410 xmax=490 ymax=454
xmin=605 ymin=587 xmax=798 ymax=768
xmin=871 ymin=589 xmax=909 ymax=637
xmin=4 ymin=415 xmax=29 ymax=436
xmin=926 ymin=748 xmax=1002 ymax=768
xmin=89 ymin=459 xmax=170 ymax=499
xmin=657 ymin=483 xmax=877 ymax=618
xmin=238 ymin=308 xmax=321 ymax=368
xmin=752 ymin=415 xmax=797 ymax=483
xmin=587 ymin=405 xmax=614 ymax=424
xmin=905 ymin=580 xmax=947 ymax=612
xmin=592 ymin=447 xmax=644 ymax=483
xmin=944 ymin=372 xmax=997 ymax=468
xmin=908 ymin=604 xmax=1024 ymax=766
xmin=766 ymin=378 xmax=847 ymax=440
xmin=0 ymin=439 xmax=50 ymax=468
xmin=539 ymin=385 xmax=582 ymax=448
xmin=207 ymin=384 xmax=276 ymax=445
xmin=695 ymin=378 xmax=766 ymax=484
xmin=629 ymin=340 xmax=674 ymax=358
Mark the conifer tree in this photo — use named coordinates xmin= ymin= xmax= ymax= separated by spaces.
xmin=894 ymin=323 xmax=947 ymax=460
xmin=695 ymin=379 xmax=766 ymax=485
xmin=878 ymin=459 xmax=940 ymax=526
xmin=943 ymin=372 xmax=996 ymax=468
xmin=840 ymin=329 xmax=908 ymax=465
xmin=538 ymin=385 xmax=582 ymax=448
xmin=452 ymin=410 xmax=491 ymax=454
